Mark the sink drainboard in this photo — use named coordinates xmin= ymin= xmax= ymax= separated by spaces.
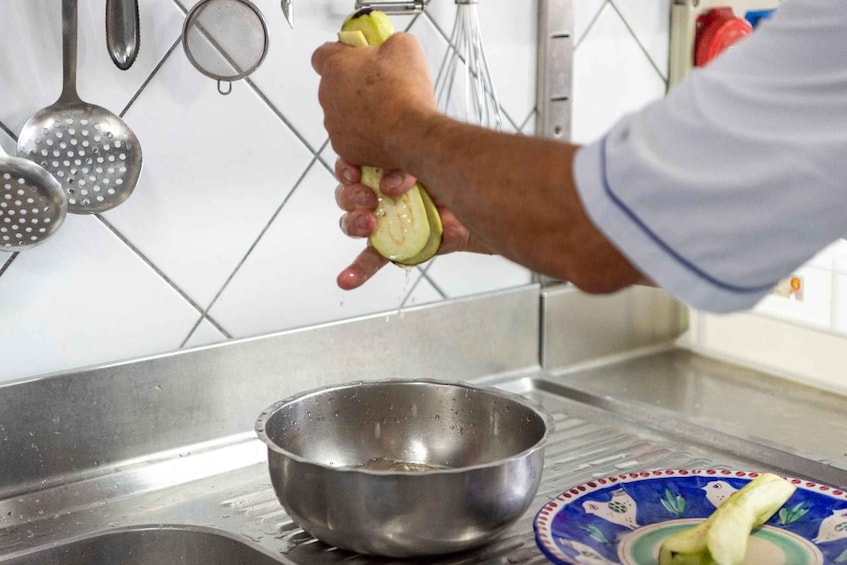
xmin=207 ymin=401 xmax=754 ymax=564
xmin=0 ymin=383 xmax=813 ymax=564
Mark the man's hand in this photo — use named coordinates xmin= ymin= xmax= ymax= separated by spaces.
xmin=311 ymin=33 xmax=438 ymax=169
xmin=334 ymin=158 xmax=492 ymax=290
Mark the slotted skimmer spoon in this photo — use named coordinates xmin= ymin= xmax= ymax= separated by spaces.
xmin=0 ymin=143 xmax=67 ymax=251
xmin=18 ymin=0 xmax=142 ymax=214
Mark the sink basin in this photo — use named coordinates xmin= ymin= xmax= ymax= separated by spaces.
xmin=0 ymin=527 xmax=284 ymax=565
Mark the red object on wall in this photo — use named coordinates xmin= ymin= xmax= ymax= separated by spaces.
xmin=694 ymin=7 xmax=753 ymax=67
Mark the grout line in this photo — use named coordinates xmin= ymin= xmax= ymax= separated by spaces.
xmin=170 ymin=0 xmax=189 ymax=14
xmin=423 ymin=9 xmax=450 ymax=43
xmin=186 ymin=155 xmax=322 ymax=337
xmin=519 ymin=107 xmax=538 ymax=134
xmin=402 ymin=10 xmax=426 ymax=33
xmin=400 ymin=261 xmax=445 ymax=309
xmin=244 ymin=75 xmax=323 ymax=161
xmin=120 ymin=37 xmax=182 ymax=118
xmin=608 ymin=0 xmax=668 ymax=81
xmin=314 ymin=138 xmax=336 ymax=175
xmin=421 ymin=268 xmax=447 ymax=299
xmin=399 ymin=272 xmax=424 ymax=308
xmin=95 ymin=214 xmax=232 ymax=339
xmin=499 ymin=104 xmax=522 ymax=134
xmin=0 ymin=253 xmax=18 ymax=278
xmin=0 ymin=120 xmax=18 ymax=142
xmin=179 ymin=314 xmax=207 ymax=349
xmin=574 ymin=0 xmax=608 ymax=50
xmin=195 ymin=310 xmax=231 ymax=339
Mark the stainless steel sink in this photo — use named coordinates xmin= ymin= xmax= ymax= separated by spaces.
xmin=1 ymin=527 xmax=283 ymax=565
xmin=0 ymin=286 xmax=845 ymax=564
xmin=3 ymin=358 xmax=845 ymax=564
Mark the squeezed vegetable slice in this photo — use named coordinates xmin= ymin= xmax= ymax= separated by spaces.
xmin=337 ymin=9 xmax=443 ymax=265
xmin=358 ymin=167 xmax=431 ymax=262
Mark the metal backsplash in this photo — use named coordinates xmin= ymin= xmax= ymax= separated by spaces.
xmin=541 ymin=284 xmax=689 ymax=370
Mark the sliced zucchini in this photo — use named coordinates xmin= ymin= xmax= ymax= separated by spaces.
xmin=337 ymin=10 xmax=443 ymax=266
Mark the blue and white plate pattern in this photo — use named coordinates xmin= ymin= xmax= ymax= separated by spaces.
xmin=534 ymin=470 xmax=847 ymax=564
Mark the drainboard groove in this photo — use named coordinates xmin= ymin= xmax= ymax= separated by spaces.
xmin=536 ymin=447 xmax=721 ymax=501
xmin=543 ymin=430 xmax=631 ymax=459
xmin=604 ymin=444 xmax=678 ymax=468
xmin=315 ymin=533 xmax=540 ymax=564
xmin=543 ymin=430 xmax=633 ymax=459
xmin=221 ymin=488 xmax=277 ymax=508
xmin=234 ymin=499 xmax=285 ymax=517
xmin=548 ymin=415 xmax=591 ymax=432
xmin=252 ymin=508 xmax=289 ymax=523
xmin=551 ymin=413 xmax=582 ymax=424
xmin=547 ymin=421 xmax=617 ymax=443
xmin=545 ymin=437 xmax=646 ymax=469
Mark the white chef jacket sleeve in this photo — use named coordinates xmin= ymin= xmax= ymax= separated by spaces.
xmin=572 ymin=0 xmax=847 ymax=313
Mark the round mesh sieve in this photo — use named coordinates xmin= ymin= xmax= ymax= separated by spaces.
xmin=183 ymin=0 xmax=269 ymax=82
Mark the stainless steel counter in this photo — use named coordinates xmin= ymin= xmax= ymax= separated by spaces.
xmin=1 ymin=350 xmax=846 ymax=563
xmin=0 ymin=286 xmax=845 ymax=563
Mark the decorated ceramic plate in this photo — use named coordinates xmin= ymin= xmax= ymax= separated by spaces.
xmin=534 ymin=470 xmax=847 ymax=565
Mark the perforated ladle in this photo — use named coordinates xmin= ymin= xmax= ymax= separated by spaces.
xmin=18 ymin=0 xmax=142 ymax=214
xmin=0 ymin=143 xmax=67 ymax=251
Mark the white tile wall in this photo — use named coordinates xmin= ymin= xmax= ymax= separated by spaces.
xmin=686 ymin=240 xmax=847 ymax=370
xmin=0 ymin=0 xmax=670 ymax=381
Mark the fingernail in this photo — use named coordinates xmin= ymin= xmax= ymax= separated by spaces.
xmin=383 ymin=171 xmax=404 ymax=190
xmin=341 ymin=167 xmax=356 ymax=184
xmin=354 ymin=215 xmax=370 ymax=233
xmin=337 ymin=269 xmax=361 ymax=290
xmin=353 ymin=190 xmax=374 ymax=207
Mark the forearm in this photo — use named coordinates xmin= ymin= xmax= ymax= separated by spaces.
xmin=392 ymin=112 xmax=644 ymax=292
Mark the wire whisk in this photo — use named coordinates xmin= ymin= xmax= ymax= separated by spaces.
xmin=434 ymin=0 xmax=503 ymax=130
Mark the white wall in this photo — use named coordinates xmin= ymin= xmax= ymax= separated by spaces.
xmin=681 ymin=242 xmax=847 ymax=393
xmin=0 ymin=0 xmax=672 ymax=380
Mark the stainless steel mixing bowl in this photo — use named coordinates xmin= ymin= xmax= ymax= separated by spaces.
xmin=255 ymin=379 xmax=553 ymax=557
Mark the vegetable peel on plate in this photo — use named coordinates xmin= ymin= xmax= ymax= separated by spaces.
xmin=658 ymin=472 xmax=796 ymax=565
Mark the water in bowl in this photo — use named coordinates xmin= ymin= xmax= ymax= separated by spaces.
xmin=346 ymin=457 xmax=451 ymax=472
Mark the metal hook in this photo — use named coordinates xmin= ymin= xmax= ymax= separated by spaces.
xmin=354 ymin=0 xmax=425 ymax=14
xmin=217 ymin=80 xmax=232 ymax=96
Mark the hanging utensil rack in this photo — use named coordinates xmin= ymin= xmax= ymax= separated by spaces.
xmin=537 ymin=0 xmax=573 ymax=141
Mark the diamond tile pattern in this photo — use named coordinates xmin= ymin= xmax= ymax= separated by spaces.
xmin=0 ymin=0 xmax=668 ymax=380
